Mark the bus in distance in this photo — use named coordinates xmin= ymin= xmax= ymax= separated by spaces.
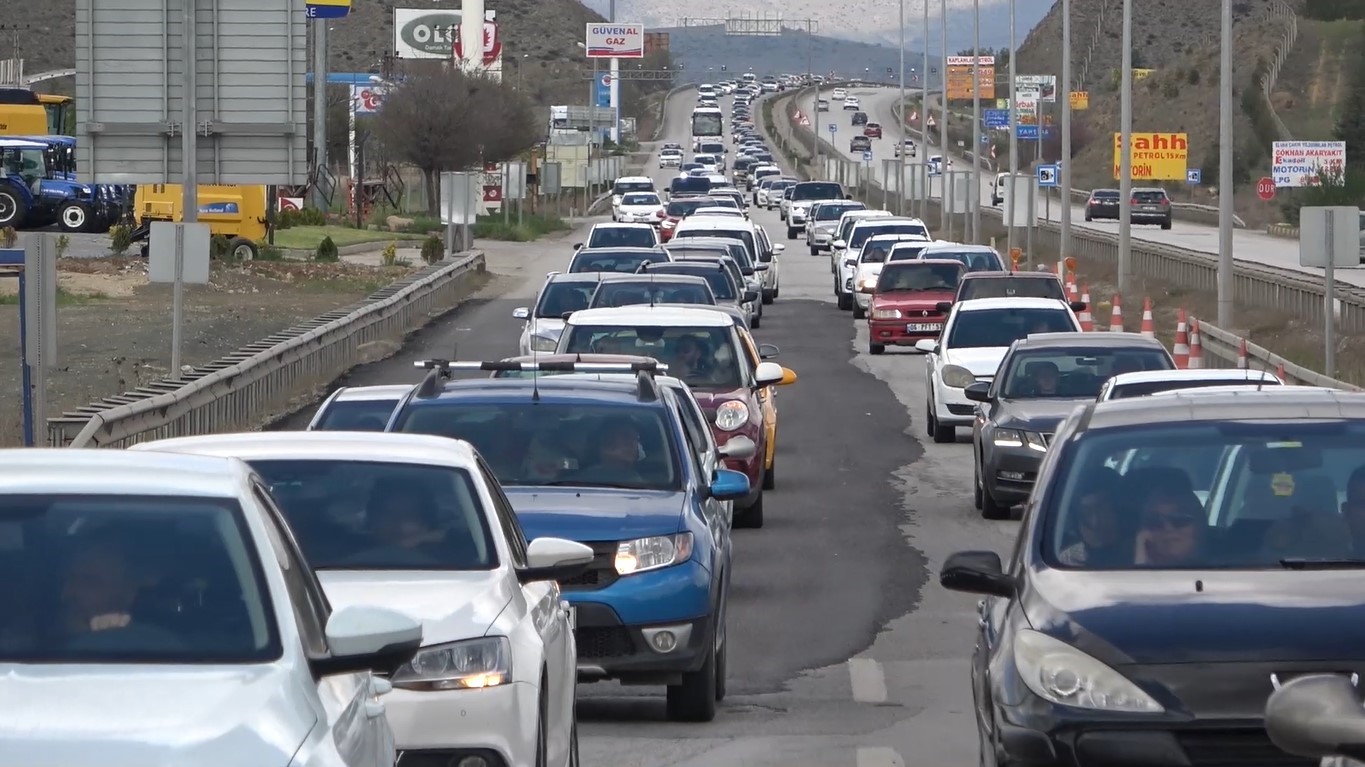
xmin=691 ymin=107 xmax=723 ymax=150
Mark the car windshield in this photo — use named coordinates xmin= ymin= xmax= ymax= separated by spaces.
xmin=673 ymin=228 xmax=756 ymax=260
xmin=0 ymin=494 xmax=280 ymax=664
xmin=1044 ymin=421 xmax=1365 ymax=570
xmin=1109 ymin=377 xmax=1282 ymax=399
xmin=947 ymin=307 xmax=1075 ymax=349
xmin=850 ymin=223 xmax=928 ymax=250
xmin=887 ymin=243 xmax=933 ymax=261
xmin=396 ymin=403 xmax=680 ymax=490
xmin=613 ymin=181 xmax=653 ymax=195
xmin=792 ymin=182 xmax=842 ymax=201
xmin=569 ymin=251 xmax=666 ymax=273
xmin=861 ymin=236 xmax=928 ymax=263
xmin=645 ymin=266 xmax=737 ymax=299
xmin=924 ymin=249 xmax=1005 ymax=272
xmin=250 ymin=461 xmax=495 ymax=571
xmin=587 ymin=227 xmax=656 ymax=249
xmin=877 ymin=263 xmax=964 ymax=292
xmin=622 ymin=193 xmax=659 ymax=206
xmin=958 ymin=277 xmax=1066 ymax=300
xmin=561 ymin=325 xmax=744 ymax=390
xmin=1000 ymin=347 xmax=1172 ymax=399
xmin=535 ymin=280 xmax=596 ymax=317
xmin=816 ymin=204 xmax=862 ymax=221
xmin=591 ymin=280 xmax=715 ymax=307
xmin=313 ymin=398 xmax=400 ymax=431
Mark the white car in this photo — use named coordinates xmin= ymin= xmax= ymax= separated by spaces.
xmin=830 ymin=209 xmax=894 ymax=274
xmin=927 ymin=155 xmax=952 ymax=175
xmin=805 ymin=200 xmax=866 ymax=255
xmin=843 ymin=97 xmax=861 ymax=110
xmin=748 ymin=165 xmax=781 ymax=193
xmin=831 ymin=87 xmax=847 ymax=100
xmin=610 ymin=176 xmax=655 ymax=209
xmin=583 ymin=222 xmax=660 ymax=249
xmin=692 ymin=154 xmax=720 ymax=173
xmin=514 ymin=272 xmax=605 ymax=354
xmin=614 ymin=191 xmax=665 ymax=224
xmin=673 ymin=214 xmax=783 ymax=303
xmin=131 ymin=433 xmax=595 ymax=767
xmin=0 ymin=449 xmax=424 ymax=767
xmin=753 ymin=175 xmax=787 ymax=207
xmin=693 ymin=206 xmax=745 ymax=218
xmin=659 ymin=149 xmax=683 ymax=168
xmin=894 ymin=138 xmax=917 ymax=158
xmin=836 ymin=218 xmax=931 ymax=312
xmin=1097 ymin=368 xmax=1284 ymax=401
xmin=915 ymin=297 xmax=1083 ymax=443
xmin=308 ymin=384 xmax=412 ymax=430
xmin=850 ymin=231 xmax=933 ymax=317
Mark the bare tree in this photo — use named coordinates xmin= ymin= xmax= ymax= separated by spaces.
xmin=374 ymin=68 xmax=536 ymax=216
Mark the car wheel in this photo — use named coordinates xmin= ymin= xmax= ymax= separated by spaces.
xmin=869 ymin=342 xmax=885 ymax=355
xmin=763 ymin=458 xmax=775 ymax=490
xmin=925 ymin=399 xmax=936 ymax=437
xmin=762 ymin=289 xmax=775 ymax=305
xmin=837 ymin=291 xmax=852 ymax=311
xmin=980 ymin=474 xmax=1009 ymax=520
xmin=714 ymin=609 xmax=728 ymax=701
xmin=852 ymin=303 xmax=865 ymax=319
xmin=810 ymin=245 xmax=820 ymax=256
xmin=772 ymin=287 xmax=780 ymax=299
xmin=665 ymin=634 xmax=718 ymax=722
xmin=535 ymin=682 xmax=549 ymax=767
xmin=750 ymin=311 xmax=761 ymax=329
xmin=736 ymin=490 xmax=765 ymax=528
xmin=932 ymin=419 xmax=955 ymax=444
xmin=973 ymin=459 xmax=984 ymax=510
xmin=1084 ymin=213 xmax=1092 ymax=221
xmin=1161 ymin=216 xmax=1172 ymax=230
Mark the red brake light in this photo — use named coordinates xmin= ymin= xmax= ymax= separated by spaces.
xmin=1130 ymin=198 xmax=1139 ymax=206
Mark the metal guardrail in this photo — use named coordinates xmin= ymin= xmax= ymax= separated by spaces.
xmin=52 ymin=252 xmax=487 ymax=447
xmin=1193 ymin=318 xmax=1359 ymax=390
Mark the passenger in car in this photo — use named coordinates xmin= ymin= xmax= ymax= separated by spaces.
xmin=368 ymin=482 xmax=442 ymax=551
xmin=1057 ymin=468 xmax=1127 ymax=567
xmin=579 ymin=417 xmax=647 ymax=485
xmin=63 ymin=538 xmax=143 ymax=635
xmin=1134 ymin=485 xmax=1207 ymax=566
xmin=1340 ymin=465 xmax=1365 ymax=553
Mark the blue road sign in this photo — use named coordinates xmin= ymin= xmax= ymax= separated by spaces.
xmin=983 ymin=109 xmax=1009 ymax=128
xmin=1037 ymin=164 xmax=1059 ymax=187
xmin=1187 ymin=169 xmax=1202 ymax=185
xmin=862 ymin=150 xmax=874 ymax=163
xmin=305 ymin=4 xmax=350 ymax=18
xmin=1016 ymin=125 xmax=1039 ymax=140
xmin=828 ymin=123 xmax=837 ymax=133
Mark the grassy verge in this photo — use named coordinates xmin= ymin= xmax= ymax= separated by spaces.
xmin=473 ymin=213 xmax=571 ymax=242
xmin=272 ymin=226 xmax=426 ymax=250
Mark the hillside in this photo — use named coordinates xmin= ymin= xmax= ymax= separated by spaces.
xmin=655 ymin=25 xmax=932 ymax=84
xmin=1267 ymin=13 xmax=1361 ymax=142
xmin=1011 ymin=0 xmax=1292 ymax=226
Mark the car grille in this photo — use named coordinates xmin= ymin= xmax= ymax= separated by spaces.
xmin=947 ymin=404 xmax=975 ymax=416
xmin=575 ymin=626 xmax=635 ymax=659
xmin=1175 ymin=730 xmax=1317 ymax=767
xmin=559 ymin=542 xmax=620 ymax=592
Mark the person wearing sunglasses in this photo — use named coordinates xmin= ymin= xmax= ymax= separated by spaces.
xmin=1134 ymin=486 xmax=1207 ymax=567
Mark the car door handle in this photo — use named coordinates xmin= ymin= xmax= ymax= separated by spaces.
xmin=365 ymin=701 xmax=386 ymax=719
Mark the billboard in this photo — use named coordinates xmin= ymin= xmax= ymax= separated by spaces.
xmin=1069 ymin=90 xmax=1089 ymax=110
xmin=1272 ymin=140 xmax=1347 ymax=187
xmin=644 ymin=32 xmax=670 ymax=56
xmin=945 ymin=56 xmax=995 ymax=101
xmin=585 ymin=23 xmax=645 ymax=58
xmin=394 ymin=7 xmax=502 ymax=72
xmin=1113 ymin=132 xmax=1188 ymax=180
xmin=1016 ymin=74 xmax=1057 ymax=101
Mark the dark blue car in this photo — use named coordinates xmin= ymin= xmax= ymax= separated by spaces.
xmin=385 ymin=359 xmax=750 ymax=722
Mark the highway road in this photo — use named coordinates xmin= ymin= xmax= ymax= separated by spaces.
xmin=803 ymin=85 xmax=1365 ymax=290
xmin=281 ymin=88 xmax=1014 ymax=766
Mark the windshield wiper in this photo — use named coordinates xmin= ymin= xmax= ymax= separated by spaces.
xmin=1279 ymin=557 xmax=1365 ymax=570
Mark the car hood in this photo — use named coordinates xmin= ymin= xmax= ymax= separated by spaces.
xmin=994 ymin=398 xmax=1088 ymax=432
xmin=873 ymin=289 xmax=956 ymax=311
xmin=504 ymin=486 xmax=685 ymax=542
xmin=1026 ymin=568 xmax=1365 ymax=664
xmin=942 ymin=346 xmax=1008 ymax=378
xmin=529 ymin=318 xmax=565 ymax=339
xmin=318 ymin=569 xmax=510 ymax=644
xmin=0 ymin=665 xmax=309 ymax=767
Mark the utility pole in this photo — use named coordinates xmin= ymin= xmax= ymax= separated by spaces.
xmin=1217 ymin=0 xmax=1234 ymax=327
xmin=1060 ymin=0 xmax=1072 ymax=265
xmin=939 ymin=0 xmax=948 ymax=225
xmin=1006 ymin=0 xmax=1018 ymax=259
xmin=1119 ymin=0 xmax=1133 ymax=294
xmin=920 ymin=0 xmax=929 ymax=220
xmin=898 ymin=0 xmax=906 ymax=215
xmin=971 ymin=0 xmax=981 ymax=242
xmin=311 ymin=21 xmax=328 ymax=211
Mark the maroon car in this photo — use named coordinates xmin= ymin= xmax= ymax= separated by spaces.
xmin=864 ymin=260 xmax=965 ymax=355
xmin=864 ymin=122 xmax=883 ymax=139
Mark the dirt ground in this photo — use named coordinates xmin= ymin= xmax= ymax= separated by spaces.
xmin=0 ymin=257 xmax=428 ymax=446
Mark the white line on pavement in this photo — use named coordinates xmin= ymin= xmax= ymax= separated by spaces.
xmin=856 ymin=746 xmax=905 ymax=767
xmin=848 ymin=657 xmax=889 ymax=703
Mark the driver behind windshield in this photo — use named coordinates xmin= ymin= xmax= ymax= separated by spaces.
xmin=578 ymin=417 xmax=646 ymax=485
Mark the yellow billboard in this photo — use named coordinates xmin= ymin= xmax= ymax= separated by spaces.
xmin=945 ymin=56 xmax=996 ymax=101
xmin=1113 ymin=132 xmax=1188 ymax=180
xmin=1069 ymin=91 xmax=1089 ymax=110
xmin=1133 ymin=68 xmax=1155 ymax=80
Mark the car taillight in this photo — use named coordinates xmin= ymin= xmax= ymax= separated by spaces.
xmin=1130 ymin=198 xmax=1139 ymax=206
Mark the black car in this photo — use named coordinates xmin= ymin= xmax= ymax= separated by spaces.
xmin=850 ymin=136 xmax=872 ymax=153
xmin=638 ymin=260 xmax=758 ymax=324
xmin=851 ymin=111 xmax=868 ymax=126
xmin=588 ymin=273 xmax=716 ymax=309
xmin=967 ymin=332 xmax=1175 ymax=519
xmin=1084 ymin=188 xmax=1121 ymax=221
xmin=566 ymin=247 xmax=670 ymax=274
xmin=944 ymin=387 xmax=1365 ymax=767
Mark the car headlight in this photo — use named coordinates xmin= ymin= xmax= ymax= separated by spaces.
xmin=940 ymin=364 xmax=975 ymax=388
xmin=391 ymin=637 xmax=511 ymax=691
xmin=615 ymin=532 xmax=694 ymax=575
xmin=1013 ymin=629 xmax=1163 ymax=713
xmin=530 ymin=334 xmax=558 ymax=352
xmin=857 ymin=277 xmax=879 ymax=291
xmin=791 ymin=206 xmax=806 ymax=216
xmin=993 ymin=429 xmax=1048 ymax=451
xmin=871 ymin=308 xmax=901 ymax=319
xmin=713 ymin=400 xmax=750 ymax=430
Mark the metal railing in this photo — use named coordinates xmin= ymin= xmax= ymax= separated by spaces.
xmin=52 ymin=252 xmax=486 ymax=447
xmin=1194 ymin=318 xmax=1359 ymax=390
xmin=1259 ymin=0 xmax=1299 ymax=141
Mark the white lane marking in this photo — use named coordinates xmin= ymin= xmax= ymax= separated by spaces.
xmin=848 ymin=657 xmax=888 ymax=703
xmin=856 ymin=746 xmax=905 ymax=767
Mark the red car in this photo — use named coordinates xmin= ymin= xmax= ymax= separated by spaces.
xmin=864 ymin=122 xmax=883 ymax=138
xmin=659 ymin=197 xmax=720 ymax=242
xmin=864 ymin=260 xmax=966 ymax=355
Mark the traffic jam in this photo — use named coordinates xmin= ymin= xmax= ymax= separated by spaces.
xmin=4 ymin=73 xmax=1364 ymax=767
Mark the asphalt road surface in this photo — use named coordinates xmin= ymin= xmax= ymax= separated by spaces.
xmin=281 ymin=90 xmax=1017 ymax=767
xmin=803 ymin=84 xmax=1365 ymax=290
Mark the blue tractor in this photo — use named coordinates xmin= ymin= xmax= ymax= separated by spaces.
xmin=0 ymin=136 xmax=124 ymax=232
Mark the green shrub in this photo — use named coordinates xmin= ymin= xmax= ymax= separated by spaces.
xmin=108 ymin=224 xmax=132 ymax=255
xmin=314 ymin=235 xmax=339 ymax=262
xmin=257 ymin=245 xmax=285 ymax=261
xmin=210 ymin=234 xmax=231 ymax=260
xmin=421 ymin=234 xmax=444 ymax=264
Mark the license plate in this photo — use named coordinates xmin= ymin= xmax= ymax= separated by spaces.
xmin=906 ymin=322 xmax=940 ymax=332
xmin=1142 ymin=205 xmax=1159 ymax=212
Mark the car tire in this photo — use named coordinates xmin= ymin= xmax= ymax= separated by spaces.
xmin=786 ymin=227 xmax=798 ymax=240
xmin=928 ymin=399 xmax=954 ymax=443
xmin=736 ymin=490 xmax=765 ymax=528
xmin=837 ymin=291 xmax=852 ymax=311
xmin=762 ymin=289 xmax=775 ymax=305
xmin=1084 ymin=213 xmax=1092 ymax=221
xmin=750 ymin=311 xmax=761 ymax=329
xmin=58 ymin=201 xmax=93 ymax=233
xmin=666 ymin=633 xmax=719 ymax=722
xmin=852 ymin=303 xmax=865 ymax=319
xmin=535 ymin=682 xmax=549 ymax=767
xmin=869 ymin=342 xmax=885 ymax=355
xmin=569 ymin=720 xmax=580 ymax=767
xmin=763 ymin=458 xmax=775 ymax=490
xmin=714 ymin=609 xmax=728 ymax=701
xmin=980 ymin=473 xmax=1009 ymax=520
xmin=810 ymin=245 xmax=820 ymax=256
xmin=1161 ymin=216 xmax=1172 ymax=230
xmin=973 ymin=459 xmax=984 ymax=510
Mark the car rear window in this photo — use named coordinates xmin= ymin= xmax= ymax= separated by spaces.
xmin=923 ymin=249 xmax=1005 ymax=272
xmin=645 ymin=265 xmax=738 ymax=300
xmin=957 ymin=276 xmax=1066 ymax=301
xmin=671 ymin=177 xmax=711 ymax=194
xmin=792 ymin=182 xmax=843 ymax=201
xmin=591 ymin=280 xmax=715 ymax=308
xmin=850 ymin=223 xmax=929 ymax=249
xmin=1134 ymin=191 xmax=1169 ymax=203
xmin=666 ymin=198 xmax=716 ymax=216
xmin=1092 ymin=190 xmax=1120 ymax=200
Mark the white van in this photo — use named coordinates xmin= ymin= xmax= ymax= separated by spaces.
xmin=992 ymin=172 xmax=1008 ymax=206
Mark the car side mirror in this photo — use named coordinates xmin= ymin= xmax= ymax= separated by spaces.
xmin=560 ymin=311 xmax=575 ymax=320
xmin=573 ymin=243 xmax=584 ymax=250
xmin=518 ymin=537 xmax=595 ymax=584
xmin=914 ymin=339 xmax=939 ymax=354
xmin=832 ymin=240 xmax=847 ymax=249
xmin=718 ymin=435 xmax=757 ymax=460
xmin=758 ymin=343 xmax=780 ymax=359
xmin=313 ymin=606 xmax=424 ymax=677
xmin=778 ymin=366 xmax=797 ymax=385
xmin=709 ymin=468 xmax=751 ymax=501
xmin=753 ymin=263 xmax=770 ymax=271
xmin=939 ymin=550 xmax=1015 ymax=598
xmin=935 ymin=301 xmax=953 ymax=313
xmin=512 ymin=307 xmax=529 ymax=320
xmin=964 ymin=381 xmax=991 ymax=402
xmin=743 ymin=290 xmax=759 ymax=303
xmin=772 ymin=243 xmax=785 ymax=253
xmin=1266 ymin=674 xmax=1365 ymax=761
xmin=845 ymin=193 xmax=853 ymax=199
xmin=1070 ymin=301 xmax=1087 ymax=312
xmin=754 ymin=361 xmax=785 ymax=387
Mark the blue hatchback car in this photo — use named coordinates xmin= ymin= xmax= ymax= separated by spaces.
xmin=385 ymin=359 xmax=751 ymax=722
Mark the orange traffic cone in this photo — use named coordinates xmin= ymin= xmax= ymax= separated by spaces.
xmin=1237 ymin=338 xmax=1249 ymax=369
xmin=1109 ymin=295 xmax=1124 ymax=332
xmin=1172 ymin=309 xmax=1190 ymax=368
xmin=1276 ymin=361 xmax=1286 ymax=381
xmin=1188 ymin=319 xmax=1204 ymax=369
xmin=1140 ymin=297 xmax=1155 ymax=338
xmin=1078 ymin=286 xmax=1094 ymax=331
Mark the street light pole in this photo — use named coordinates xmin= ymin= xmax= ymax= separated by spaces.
xmin=971 ymin=0 xmax=981 ymax=242
xmin=939 ymin=0 xmax=948 ymax=223
xmin=1006 ymin=0 xmax=1018 ymax=259
xmin=920 ymin=0 xmax=929 ymax=220
xmin=1060 ymin=0 xmax=1072 ymax=262
xmin=1217 ymin=0 xmax=1234 ymax=327
xmin=1119 ymin=0 xmax=1133 ymax=294
xmin=899 ymin=0 xmax=907 ymax=216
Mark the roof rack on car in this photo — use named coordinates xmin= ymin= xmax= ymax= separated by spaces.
xmin=411 ymin=358 xmax=666 ymax=402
